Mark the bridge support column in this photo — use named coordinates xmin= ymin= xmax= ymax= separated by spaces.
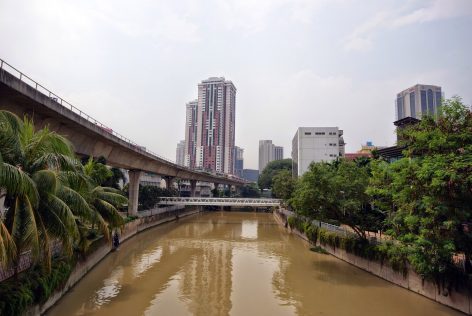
xmin=164 ymin=176 xmax=175 ymax=190
xmin=190 ymin=180 xmax=197 ymax=197
xmin=234 ymin=185 xmax=241 ymax=197
xmin=128 ymin=170 xmax=142 ymax=216
xmin=213 ymin=183 xmax=220 ymax=197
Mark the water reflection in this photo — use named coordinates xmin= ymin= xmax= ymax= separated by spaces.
xmin=93 ymin=267 xmax=124 ymax=307
xmin=133 ymin=246 xmax=162 ymax=278
xmin=47 ymin=212 xmax=462 ymax=316
xmin=240 ymin=220 xmax=258 ymax=239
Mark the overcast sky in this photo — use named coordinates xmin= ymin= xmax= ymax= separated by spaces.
xmin=1 ymin=0 xmax=471 ymax=169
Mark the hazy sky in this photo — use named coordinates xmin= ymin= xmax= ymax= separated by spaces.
xmin=1 ymin=0 xmax=471 ymax=169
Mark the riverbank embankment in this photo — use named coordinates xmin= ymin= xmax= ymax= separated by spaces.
xmin=273 ymin=209 xmax=471 ymax=315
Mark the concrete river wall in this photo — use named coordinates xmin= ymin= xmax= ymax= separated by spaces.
xmin=273 ymin=210 xmax=471 ymax=315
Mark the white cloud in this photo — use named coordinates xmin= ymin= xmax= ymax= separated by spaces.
xmin=94 ymin=0 xmax=201 ymax=43
xmin=344 ymin=0 xmax=472 ymax=52
xmin=215 ymin=0 xmax=346 ymax=33
xmin=391 ymin=0 xmax=472 ymax=28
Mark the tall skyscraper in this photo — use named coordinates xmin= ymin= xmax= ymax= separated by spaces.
xmin=396 ymin=84 xmax=442 ymax=120
xmin=292 ymin=127 xmax=345 ymax=177
xmin=234 ymin=146 xmax=244 ymax=178
xmin=258 ymin=140 xmax=284 ymax=172
xmin=184 ymin=100 xmax=198 ymax=168
xmin=176 ymin=140 xmax=185 ymax=166
xmin=184 ymin=77 xmax=237 ymax=174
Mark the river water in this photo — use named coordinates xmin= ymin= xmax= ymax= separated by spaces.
xmin=47 ymin=212 xmax=462 ymax=316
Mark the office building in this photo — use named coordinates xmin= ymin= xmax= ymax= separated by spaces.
xmin=176 ymin=140 xmax=185 ymax=166
xmin=396 ymin=84 xmax=442 ymax=120
xmin=292 ymin=127 xmax=345 ymax=177
xmin=258 ymin=140 xmax=284 ymax=172
xmin=274 ymin=146 xmax=283 ymax=161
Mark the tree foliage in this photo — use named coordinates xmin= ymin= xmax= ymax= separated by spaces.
xmin=239 ymin=184 xmax=261 ymax=198
xmin=258 ymin=158 xmax=292 ymax=189
xmin=137 ymin=185 xmax=177 ymax=211
xmin=368 ymin=97 xmax=472 ymax=284
xmin=0 ymin=111 xmax=128 ymax=270
xmin=272 ymin=169 xmax=296 ymax=200
xmin=291 ymin=160 xmax=384 ymax=238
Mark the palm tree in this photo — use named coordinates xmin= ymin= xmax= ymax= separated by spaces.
xmin=0 ymin=111 xmax=81 ymax=270
xmin=0 ymin=111 xmax=128 ymax=268
xmin=59 ymin=158 xmax=126 ymax=253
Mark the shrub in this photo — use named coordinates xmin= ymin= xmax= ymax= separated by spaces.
xmin=290 ymin=215 xmax=411 ymax=276
xmin=0 ymin=257 xmax=75 ymax=316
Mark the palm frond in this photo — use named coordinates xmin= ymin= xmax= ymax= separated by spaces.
xmin=0 ymin=110 xmax=23 ymax=134
xmin=0 ymin=163 xmax=39 ymax=208
xmin=93 ymin=187 xmax=128 ymax=207
xmin=0 ymin=221 xmax=16 ymax=267
xmin=58 ymin=170 xmax=89 ymax=191
xmin=6 ymin=196 xmax=40 ymax=260
xmin=31 ymin=153 xmax=81 ymax=173
xmin=33 ymin=212 xmax=52 ymax=271
xmin=57 ymin=186 xmax=95 ymax=221
xmin=45 ymin=194 xmax=79 ymax=241
xmin=92 ymin=199 xmax=125 ymax=228
xmin=22 ymin=122 xmax=76 ymax=170
xmin=32 ymin=169 xmax=58 ymax=196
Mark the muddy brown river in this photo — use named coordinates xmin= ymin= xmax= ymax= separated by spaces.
xmin=47 ymin=211 xmax=462 ymax=316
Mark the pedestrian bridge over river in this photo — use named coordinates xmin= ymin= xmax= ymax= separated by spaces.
xmin=158 ymin=197 xmax=282 ymax=207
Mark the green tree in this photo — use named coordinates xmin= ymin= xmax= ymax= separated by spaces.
xmin=272 ymin=170 xmax=296 ymax=200
xmin=258 ymin=159 xmax=292 ymax=189
xmin=0 ymin=111 xmax=129 ymax=266
xmin=291 ymin=160 xmax=383 ymax=238
xmin=137 ymin=185 xmax=177 ymax=211
xmin=369 ymin=97 xmax=472 ymax=284
xmin=1 ymin=113 xmax=82 ymax=270
xmin=239 ymin=184 xmax=261 ymax=198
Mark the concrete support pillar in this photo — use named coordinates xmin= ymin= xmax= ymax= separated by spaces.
xmin=190 ymin=180 xmax=197 ymax=197
xmin=164 ymin=176 xmax=174 ymax=190
xmin=234 ymin=185 xmax=241 ymax=196
xmin=128 ymin=170 xmax=142 ymax=216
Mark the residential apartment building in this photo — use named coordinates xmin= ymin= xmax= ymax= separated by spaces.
xmin=396 ymin=84 xmax=442 ymax=120
xmin=176 ymin=140 xmax=185 ymax=166
xmin=183 ymin=77 xmax=236 ymax=174
xmin=258 ymin=140 xmax=284 ymax=172
xmin=292 ymin=127 xmax=345 ymax=177
xmin=184 ymin=100 xmax=198 ymax=168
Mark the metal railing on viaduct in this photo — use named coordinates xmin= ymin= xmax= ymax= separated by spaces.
xmin=0 ymin=58 xmax=247 ymax=216
xmin=158 ymin=197 xmax=282 ymax=207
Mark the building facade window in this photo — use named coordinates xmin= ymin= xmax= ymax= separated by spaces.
xmin=396 ymin=96 xmax=404 ymax=120
xmin=427 ymin=89 xmax=434 ymax=115
xmin=409 ymin=92 xmax=416 ymax=118
xmin=420 ymin=90 xmax=427 ymax=115
xmin=435 ymin=91 xmax=442 ymax=112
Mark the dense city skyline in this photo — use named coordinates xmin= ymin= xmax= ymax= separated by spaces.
xmin=0 ymin=0 xmax=471 ymax=169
